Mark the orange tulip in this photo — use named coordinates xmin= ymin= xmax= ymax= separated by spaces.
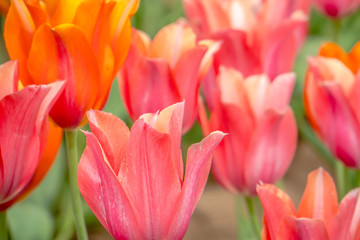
xmin=0 ymin=60 xmax=64 ymax=211
xmin=4 ymin=0 xmax=138 ymax=128
xmin=257 ymin=168 xmax=360 ymax=240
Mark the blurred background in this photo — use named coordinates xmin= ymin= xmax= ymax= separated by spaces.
xmin=2 ymin=0 xmax=360 ymax=239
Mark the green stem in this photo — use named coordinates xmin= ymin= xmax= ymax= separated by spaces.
xmin=331 ymin=19 xmax=341 ymax=43
xmin=336 ymin=161 xmax=346 ymax=199
xmin=0 ymin=211 xmax=7 ymax=240
xmin=54 ymin=185 xmax=74 ymax=240
xmin=65 ymin=130 xmax=88 ymax=240
xmin=245 ymin=197 xmax=261 ymax=240
xmin=355 ymin=170 xmax=360 ymax=187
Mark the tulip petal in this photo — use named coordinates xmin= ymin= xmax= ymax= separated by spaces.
xmin=319 ymin=42 xmax=355 ymax=73
xmin=262 ymin=19 xmax=305 ymax=80
xmin=4 ymin=1 xmax=47 ymax=86
xmin=211 ymin=30 xmax=261 ymax=78
xmin=78 ymin=131 xmax=140 ymax=239
xmin=149 ymin=20 xmax=196 ymax=68
xmin=328 ymin=188 xmax=360 ymax=240
xmin=167 ymin=131 xmax=224 ymax=239
xmin=276 ymin=216 xmax=329 ymax=240
xmin=87 ymin=110 xmax=130 ymax=177
xmin=0 ymin=81 xmax=64 ymax=207
xmin=120 ymin=119 xmax=182 ymax=238
xmin=244 ymin=108 xmax=297 ymax=194
xmin=297 ymin=168 xmax=338 ymax=224
xmin=49 ymin=0 xmax=81 ymax=25
xmin=267 ymin=73 xmax=296 ymax=112
xmin=118 ymin=46 xmax=181 ymax=120
xmin=182 ymin=0 xmax=230 ymax=36
xmin=27 ymin=24 xmax=100 ymax=128
xmin=173 ymin=46 xmax=207 ymax=131
xmin=8 ymin=119 xmax=63 ymax=206
xmin=349 ymin=41 xmax=360 ymax=74
xmin=0 ymin=60 xmax=18 ymax=100
xmin=257 ymin=183 xmax=297 ymax=240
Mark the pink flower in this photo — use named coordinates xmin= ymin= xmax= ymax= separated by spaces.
xmin=118 ymin=20 xmax=219 ymax=132
xmin=0 ymin=60 xmax=64 ymax=210
xmin=304 ymin=56 xmax=360 ymax=168
xmin=77 ymin=102 xmax=224 ymax=239
xmin=183 ymin=0 xmax=309 ymax=79
xmin=200 ymin=67 xmax=297 ymax=195
xmin=313 ymin=0 xmax=360 ymax=18
xmin=257 ymin=168 xmax=360 ymax=240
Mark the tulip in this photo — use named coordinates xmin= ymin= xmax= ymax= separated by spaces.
xmin=257 ymin=168 xmax=360 ymax=240
xmin=0 ymin=60 xmax=64 ymax=211
xmin=183 ymin=0 xmax=309 ymax=79
xmin=77 ymin=102 xmax=224 ymax=239
xmin=118 ymin=20 xmax=219 ymax=132
xmin=313 ymin=0 xmax=360 ymax=18
xmin=304 ymin=51 xmax=360 ymax=168
xmin=4 ymin=0 xmax=138 ymax=128
xmin=200 ymin=67 xmax=297 ymax=195
xmin=0 ymin=0 xmax=9 ymax=14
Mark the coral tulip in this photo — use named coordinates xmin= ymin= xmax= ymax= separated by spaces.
xmin=77 ymin=102 xmax=224 ymax=239
xmin=257 ymin=168 xmax=360 ymax=240
xmin=200 ymin=67 xmax=297 ymax=195
xmin=313 ymin=0 xmax=360 ymax=18
xmin=4 ymin=0 xmax=138 ymax=128
xmin=304 ymin=48 xmax=360 ymax=168
xmin=0 ymin=60 xmax=64 ymax=211
xmin=118 ymin=20 xmax=219 ymax=132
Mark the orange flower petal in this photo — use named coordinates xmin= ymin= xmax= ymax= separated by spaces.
xmin=297 ymin=168 xmax=338 ymax=224
xmin=27 ymin=24 xmax=100 ymax=128
xmin=319 ymin=42 xmax=355 ymax=73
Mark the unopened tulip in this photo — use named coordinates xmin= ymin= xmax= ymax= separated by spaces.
xmin=78 ymin=102 xmax=224 ymax=239
xmin=0 ymin=60 xmax=64 ymax=210
xmin=304 ymin=48 xmax=360 ymax=168
xmin=118 ymin=20 xmax=218 ymax=132
xmin=4 ymin=0 xmax=138 ymax=128
xmin=313 ymin=0 xmax=360 ymax=18
xmin=257 ymin=168 xmax=360 ymax=240
xmin=200 ymin=67 xmax=297 ymax=195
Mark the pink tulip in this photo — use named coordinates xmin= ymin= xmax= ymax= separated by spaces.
xmin=0 ymin=60 xmax=64 ymax=210
xmin=183 ymin=0 xmax=309 ymax=78
xmin=304 ymin=56 xmax=360 ymax=168
xmin=77 ymin=102 xmax=224 ymax=239
xmin=200 ymin=67 xmax=297 ymax=195
xmin=118 ymin=20 xmax=219 ymax=132
xmin=313 ymin=0 xmax=360 ymax=18
xmin=257 ymin=168 xmax=360 ymax=240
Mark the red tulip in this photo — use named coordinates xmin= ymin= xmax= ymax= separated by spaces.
xmin=313 ymin=0 xmax=360 ymax=18
xmin=118 ymin=20 xmax=219 ymax=132
xmin=257 ymin=168 xmax=360 ymax=240
xmin=4 ymin=0 xmax=138 ymax=128
xmin=304 ymin=50 xmax=360 ymax=168
xmin=200 ymin=67 xmax=297 ymax=195
xmin=77 ymin=102 xmax=224 ymax=239
xmin=0 ymin=60 xmax=64 ymax=211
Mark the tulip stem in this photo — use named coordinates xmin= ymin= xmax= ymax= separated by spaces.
xmin=336 ymin=161 xmax=346 ymax=199
xmin=65 ymin=130 xmax=88 ymax=240
xmin=0 ymin=211 xmax=7 ymax=240
xmin=245 ymin=196 xmax=261 ymax=240
xmin=331 ymin=19 xmax=341 ymax=43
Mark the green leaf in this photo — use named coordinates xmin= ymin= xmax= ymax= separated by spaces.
xmin=7 ymin=201 xmax=55 ymax=240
